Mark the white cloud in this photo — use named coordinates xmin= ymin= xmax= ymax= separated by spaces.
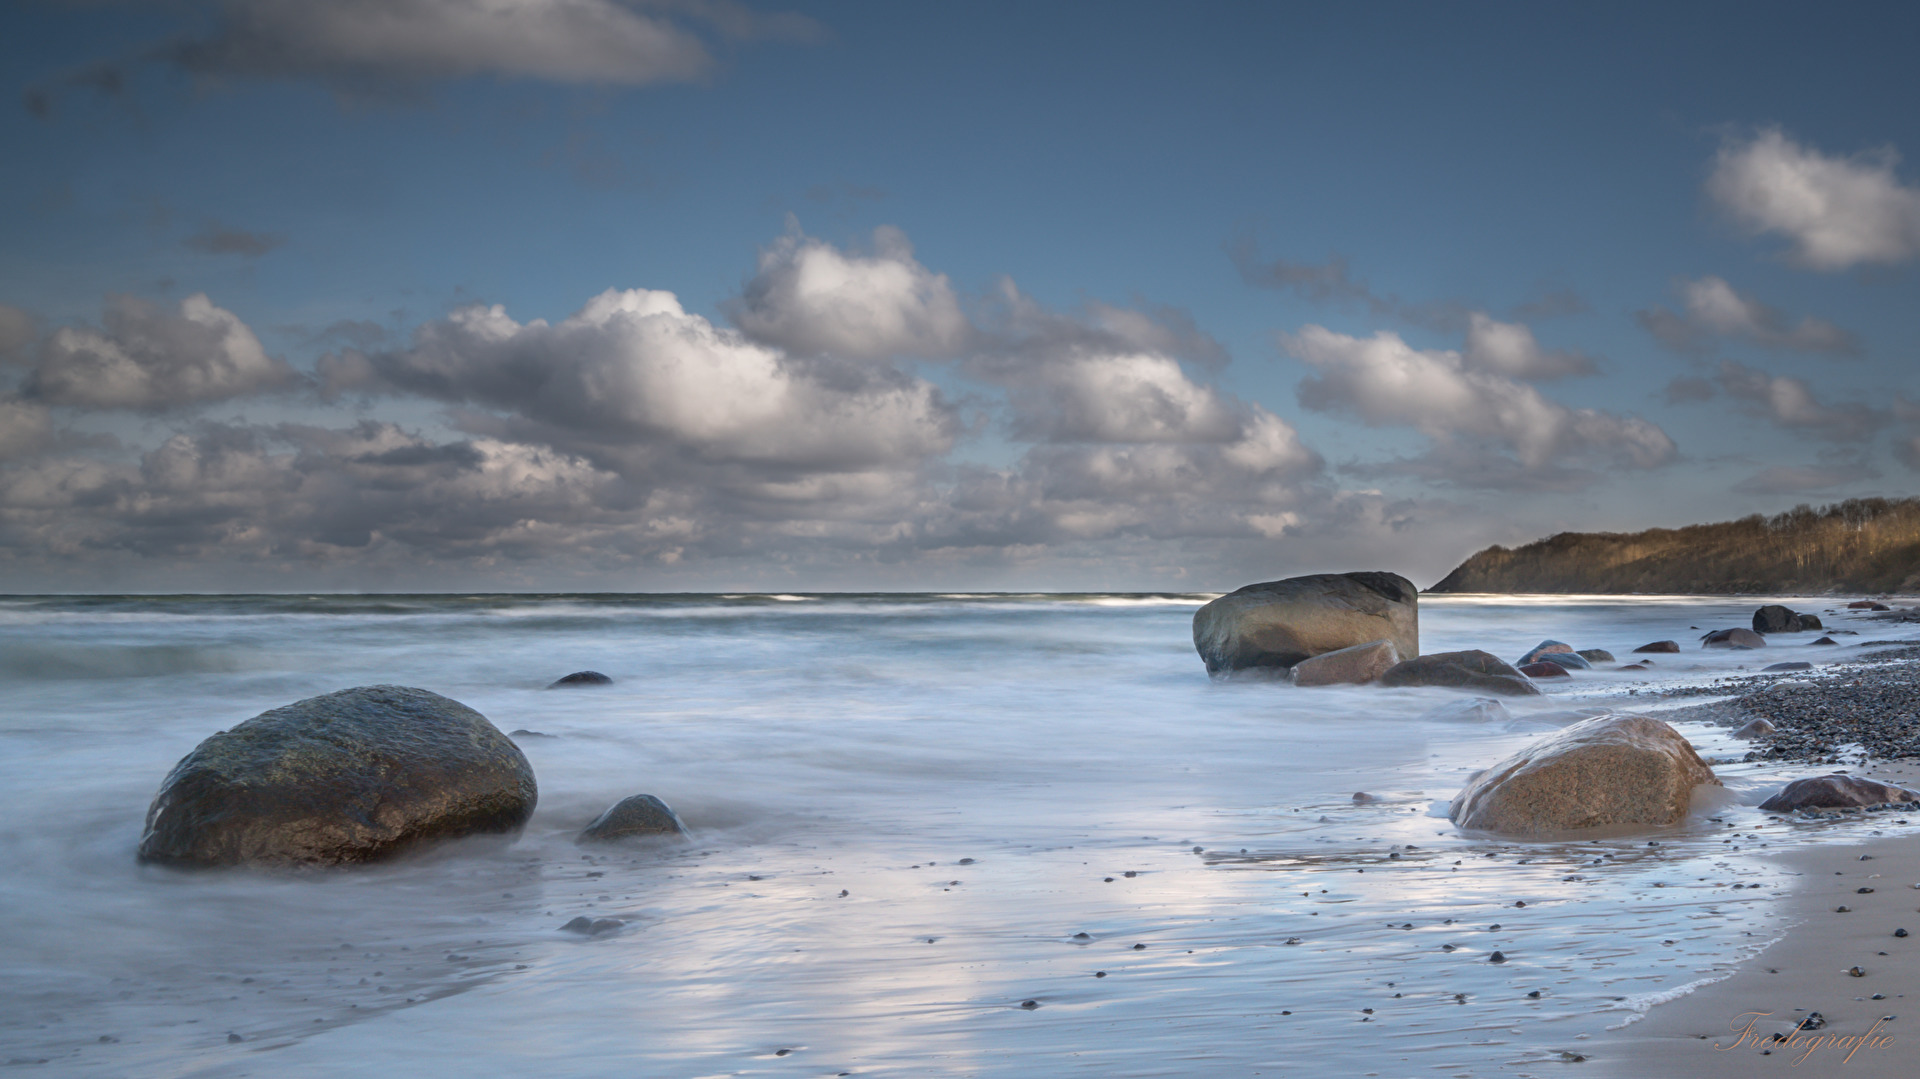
xmin=171 ymin=0 xmax=722 ymax=89
xmin=25 ymin=293 xmax=300 ymax=410
xmin=731 ymin=226 xmax=971 ymax=360
xmin=329 ymin=286 xmax=959 ymax=470
xmin=1638 ymin=276 xmax=1859 ymax=355
xmin=0 ymin=304 xmax=34 ymax=361
xmin=0 ymin=399 xmax=51 ymax=462
xmin=1285 ymin=325 xmax=1675 ymax=482
xmin=1712 ymin=360 xmax=1886 ymax=441
xmin=1732 ymin=454 xmax=1878 ymax=495
xmin=1707 ymin=128 xmax=1920 ymax=270
xmin=1461 ymin=313 xmax=1596 ymax=379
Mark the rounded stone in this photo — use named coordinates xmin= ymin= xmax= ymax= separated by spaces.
xmin=577 ymin=793 xmax=687 ymax=842
xmin=547 ymin=671 xmax=613 ymax=688
xmin=1378 ymin=650 xmax=1541 ymax=697
xmin=137 ymin=685 xmax=537 ymax=868
xmin=1191 ymin=572 xmax=1417 ymax=676
xmin=1449 ymin=713 xmax=1720 ymax=835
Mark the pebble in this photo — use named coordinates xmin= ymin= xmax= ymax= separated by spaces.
xmin=1897 ymin=928 xmax=1910 ymax=937
xmin=1489 ymin=950 xmax=1508 ymax=963
xmin=1020 ymin=999 xmax=1039 ymax=1010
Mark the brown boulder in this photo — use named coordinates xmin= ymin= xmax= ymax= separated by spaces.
xmin=1847 ymin=600 xmax=1878 ymax=609
xmin=1732 ymin=718 xmax=1776 ymax=740
xmin=1289 ymin=639 xmax=1401 ymax=687
xmin=1192 ymin=572 xmax=1417 ymax=676
xmin=1517 ymin=661 xmax=1571 ymax=679
xmin=1378 ymin=650 xmax=1540 ymax=697
xmin=1758 ymin=774 xmax=1920 ymax=812
xmin=1701 ymin=628 xmax=1765 ymax=649
xmin=1632 ymin=640 xmax=1681 ymax=653
xmin=1449 ymin=714 xmax=1720 ymax=835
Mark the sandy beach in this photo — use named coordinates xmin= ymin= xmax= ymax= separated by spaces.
xmin=1594 ymin=653 xmax=1920 ymax=1078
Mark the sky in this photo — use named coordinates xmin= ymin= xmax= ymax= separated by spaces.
xmin=1 ymin=0 xmax=1917 ymax=593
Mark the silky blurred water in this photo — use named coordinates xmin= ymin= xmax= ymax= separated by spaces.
xmin=0 ymin=591 xmax=1911 ymax=1077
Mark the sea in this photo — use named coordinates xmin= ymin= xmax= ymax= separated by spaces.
xmin=1 ymin=591 xmax=1912 ymax=1078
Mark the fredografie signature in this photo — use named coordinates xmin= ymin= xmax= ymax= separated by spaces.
xmin=1716 ymin=1012 xmax=1896 ymax=1064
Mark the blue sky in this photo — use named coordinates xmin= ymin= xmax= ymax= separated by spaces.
xmin=1 ymin=1 xmax=1916 ymax=592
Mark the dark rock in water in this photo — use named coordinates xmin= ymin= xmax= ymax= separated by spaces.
xmin=1532 ymin=652 xmax=1590 ymax=670
xmin=1417 ymin=697 xmax=1511 ymax=723
xmin=1516 ymin=640 xmax=1575 ymax=666
xmin=1848 ymin=600 xmax=1879 ymax=609
xmin=1763 ymin=661 xmax=1813 ymax=672
xmin=1701 ymin=628 xmax=1766 ymax=649
xmin=509 ymin=729 xmax=556 ymax=739
xmin=1616 ymin=663 xmax=1649 ymax=671
xmin=1753 ymin=605 xmax=1822 ymax=634
xmin=547 ymin=671 xmax=613 ymax=689
xmin=561 ymin=916 xmax=625 ymax=935
xmin=577 ymin=793 xmax=687 ymax=842
xmin=1352 ymin=791 xmax=1378 ymax=803
xmin=1379 ymin=650 xmax=1541 ymax=697
xmin=1870 ymin=603 xmax=1892 ymax=611
xmin=1191 ymin=572 xmax=1418 ymax=676
xmin=1732 ymin=718 xmax=1776 ymax=740
xmin=1632 ymin=640 xmax=1681 ymax=654
xmin=1576 ymin=649 xmax=1615 ymax=664
xmin=1517 ymin=661 xmax=1571 ymax=679
xmin=1758 ymin=774 xmax=1920 ymax=812
xmin=137 ymin=686 xmax=537 ymax=868
xmin=1811 ymin=636 xmax=1838 ymax=646
xmin=1450 ymin=714 xmax=1720 ymax=834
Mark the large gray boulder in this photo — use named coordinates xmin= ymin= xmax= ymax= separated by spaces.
xmin=138 ymin=686 xmax=537 ymax=868
xmin=1192 ymin=572 xmax=1417 ymax=676
xmin=1450 ymin=714 xmax=1719 ymax=835
xmin=1378 ymin=649 xmax=1541 ymax=696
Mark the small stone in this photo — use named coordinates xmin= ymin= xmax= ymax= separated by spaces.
xmin=1072 ymin=932 xmax=1092 ymax=940
xmin=1020 ymin=999 xmax=1039 ymax=1010
xmin=1859 ymin=887 xmax=1876 ymax=894
xmin=1838 ymin=906 xmax=1852 ymax=913
xmin=1896 ymin=928 xmax=1909 ymax=937
xmin=546 ymin=670 xmax=612 ymax=689
xmin=958 ymin=857 xmax=975 ymax=864
xmin=1094 ymin=971 xmax=1106 ymax=978
xmin=1489 ymin=950 xmax=1508 ymax=963
xmin=1133 ymin=943 xmax=1146 ymax=950
xmin=227 ymin=1033 xmax=243 ymax=1044
xmin=1527 ymin=990 xmax=1541 ymax=998
xmin=1123 ymin=870 xmax=1137 ymax=877
xmin=1848 ymin=966 xmax=1866 ymax=977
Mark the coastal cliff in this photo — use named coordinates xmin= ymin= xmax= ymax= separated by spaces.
xmin=1429 ymin=498 xmax=1920 ymax=594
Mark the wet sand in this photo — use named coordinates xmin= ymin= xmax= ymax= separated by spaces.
xmin=1590 ymin=758 xmax=1920 ymax=1077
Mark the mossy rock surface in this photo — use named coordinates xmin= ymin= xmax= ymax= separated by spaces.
xmin=138 ymin=685 xmax=536 ymax=868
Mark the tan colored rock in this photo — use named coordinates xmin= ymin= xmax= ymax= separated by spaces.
xmin=1192 ymin=572 xmax=1417 ymax=676
xmin=1449 ymin=714 xmax=1720 ymax=835
xmin=1378 ymin=649 xmax=1540 ymax=696
xmin=1732 ymin=718 xmax=1776 ymax=740
xmin=1289 ymin=639 xmax=1401 ymax=687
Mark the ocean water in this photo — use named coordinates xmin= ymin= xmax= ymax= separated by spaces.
xmin=0 ymin=591 xmax=1912 ymax=1077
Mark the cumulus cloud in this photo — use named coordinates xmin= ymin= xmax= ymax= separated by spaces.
xmin=1897 ymin=435 xmax=1920 ymax=472
xmin=1707 ymin=128 xmax=1920 ymax=270
xmin=1462 ymin=313 xmax=1596 ymax=379
xmin=730 ymin=226 xmax=970 ymax=360
xmin=1711 ymin=360 xmax=1886 ymax=441
xmin=325 ymin=285 xmax=959 ymax=471
xmin=24 ymin=293 xmax=301 ymax=410
xmin=1284 ymin=325 xmax=1674 ymax=486
xmin=0 ymin=399 xmax=52 ymax=462
xmin=1638 ymin=276 xmax=1860 ymax=355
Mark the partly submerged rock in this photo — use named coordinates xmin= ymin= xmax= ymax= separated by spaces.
xmin=1701 ymin=628 xmax=1766 ymax=649
xmin=548 ymin=671 xmax=613 ymax=688
xmin=1289 ymin=639 xmax=1401 ymax=687
xmin=138 ymin=686 xmax=537 ymax=868
xmin=1732 ymin=718 xmax=1777 ymax=740
xmin=1632 ymin=640 xmax=1681 ymax=654
xmin=1759 ymin=774 xmax=1920 ymax=812
xmin=1576 ymin=649 xmax=1616 ymax=664
xmin=1811 ymin=636 xmax=1839 ymax=646
xmin=1753 ymin=605 xmax=1822 ymax=634
xmin=1449 ymin=714 xmax=1720 ymax=835
xmin=1378 ymin=650 xmax=1540 ymax=697
xmin=1516 ymin=640 xmax=1576 ymax=666
xmin=1763 ymin=661 xmax=1813 ymax=672
xmin=1417 ymin=697 xmax=1512 ymax=723
xmin=1192 ymin=572 xmax=1417 ymax=677
xmin=1533 ymin=652 xmax=1591 ymax=670
xmin=1517 ymin=661 xmax=1572 ymax=679
xmin=577 ymin=793 xmax=687 ymax=842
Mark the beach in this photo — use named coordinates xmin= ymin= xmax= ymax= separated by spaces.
xmin=2 ymin=592 xmax=1917 ymax=1077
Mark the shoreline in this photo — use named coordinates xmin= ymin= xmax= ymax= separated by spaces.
xmin=1588 ymin=650 xmax=1920 ymax=1077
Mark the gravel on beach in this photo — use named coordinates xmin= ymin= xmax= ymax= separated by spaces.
xmin=1648 ymin=641 xmax=1920 ymax=764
